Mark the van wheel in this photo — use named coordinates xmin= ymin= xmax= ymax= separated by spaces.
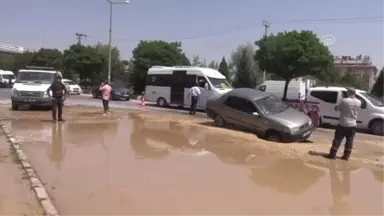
xmin=214 ymin=114 xmax=226 ymax=127
xmin=265 ymin=131 xmax=282 ymax=142
xmin=370 ymin=120 xmax=383 ymax=135
xmin=157 ymin=98 xmax=167 ymax=107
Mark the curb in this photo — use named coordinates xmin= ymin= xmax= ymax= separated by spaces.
xmin=0 ymin=122 xmax=59 ymax=216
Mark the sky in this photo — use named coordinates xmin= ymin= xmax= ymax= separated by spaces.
xmin=1 ymin=0 xmax=383 ymax=68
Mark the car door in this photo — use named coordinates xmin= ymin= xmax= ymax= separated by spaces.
xmin=308 ymin=90 xmax=339 ymax=125
xmin=342 ymin=91 xmax=367 ymax=128
xmin=222 ymin=96 xmax=258 ymax=131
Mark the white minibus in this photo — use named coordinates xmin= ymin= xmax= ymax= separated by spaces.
xmin=145 ymin=66 xmax=232 ymax=109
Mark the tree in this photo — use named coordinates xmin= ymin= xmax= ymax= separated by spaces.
xmin=218 ymin=57 xmax=230 ymax=79
xmin=130 ymin=40 xmax=190 ymax=93
xmin=94 ymin=43 xmax=126 ymax=80
xmin=231 ymin=43 xmax=261 ymax=88
xmin=62 ymin=44 xmax=106 ymax=85
xmin=371 ymin=68 xmax=383 ymax=97
xmin=208 ymin=60 xmax=218 ymax=69
xmin=255 ymin=30 xmax=333 ymax=100
xmin=30 ymin=48 xmax=63 ymax=69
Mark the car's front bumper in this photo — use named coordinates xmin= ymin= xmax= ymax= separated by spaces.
xmin=11 ymin=96 xmax=52 ymax=106
xmin=281 ymin=127 xmax=314 ymax=142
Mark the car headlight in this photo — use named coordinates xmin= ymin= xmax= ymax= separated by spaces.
xmin=290 ymin=126 xmax=300 ymax=134
xmin=11 ymin=89 xmax=18 ymax=96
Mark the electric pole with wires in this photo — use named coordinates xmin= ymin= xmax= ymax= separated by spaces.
xmin=75 ymin=33 xmax=87 ymax=45
xmin=262 ymin=20 xmax=270 ymax=83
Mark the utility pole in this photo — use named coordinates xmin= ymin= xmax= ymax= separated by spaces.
xmin=262 ymin=20 xmax=270 ymax=83
xmin=75 ymin=33 xmax=87 ymax=45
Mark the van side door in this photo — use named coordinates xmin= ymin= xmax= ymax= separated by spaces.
xmin=197 ymin=76 xmax=213 ymax=109
xmin=308 ymin=90 xmax=339 ymax=126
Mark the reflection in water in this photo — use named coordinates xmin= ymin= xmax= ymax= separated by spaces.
xmin=130 ymin=116 xmax=170 ymax=159
xmin=371 ymin=169 xmax=384 ymax=183
xmin=65 ymin=121 xmax=118 ymax=147
xmin=328 ymin=162 xmax=351 ymax=215
xmin=48 ymin=123 xmax=65 ymax=170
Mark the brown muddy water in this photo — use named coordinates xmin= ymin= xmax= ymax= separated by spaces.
xmin=4 ymin=112 xmax=384 ymax=215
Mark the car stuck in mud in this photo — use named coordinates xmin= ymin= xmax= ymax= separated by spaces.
xmin=205 ymin=88 xmax=314 ymax=142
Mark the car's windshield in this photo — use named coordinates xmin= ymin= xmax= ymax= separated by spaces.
xmin=360 ymin=92 xmax=384 ymax=107
xmin=254 ymin=95 xmax=289 ymax=115
xmin=208 ymin=77 xmax=232 ymax=89
xmin=1 ymin=74 xmax=15 ymax=79
xmin=16 ymin=72 xmax=55 ymax=84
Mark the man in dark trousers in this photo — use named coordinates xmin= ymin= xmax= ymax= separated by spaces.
xmin=47 ymin=75 xmax=68 ymax=122
xmin=325 ymin=87 xmax=361 ymax=161
xmin=188 ymin=83 xmax=201 ymax=115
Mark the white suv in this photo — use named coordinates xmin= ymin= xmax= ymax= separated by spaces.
xmin=11 ymin=66 xmax=60 ymax=110
xmin=307 ymin=86 xmax=384 ymax=135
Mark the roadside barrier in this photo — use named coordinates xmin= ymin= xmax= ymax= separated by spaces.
xmin=140 ymin=96 xmax=146 ymax=108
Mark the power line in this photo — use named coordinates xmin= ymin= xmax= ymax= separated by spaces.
xmin=86 ymin=16 xmax=383 ymax=43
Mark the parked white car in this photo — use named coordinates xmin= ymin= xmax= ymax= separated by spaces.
xmin=62 ymin=79 xmax=82 ymax=95
xmin=307 ymin=86 xmax=384 ymax=135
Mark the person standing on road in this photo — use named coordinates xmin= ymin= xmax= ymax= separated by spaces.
xmin=188 ymin=83 xmax=201 ymax=115
xmin=100 ymin=80 xmax=112 ymax=116
xmin=47 ymin=75 xmax=68 ymax=122
xmin=325 ymin=87 xmax=361 ymax=161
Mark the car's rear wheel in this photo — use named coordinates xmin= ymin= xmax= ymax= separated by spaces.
xmin=265 ymin=131 xmax=282 ymax=142
xmin=214 ymin=114 xmax=226 ymax=127
xmin=370 ymin=119 xmax=383 ymax=135
xmin=157 ymin=97 xmax=167 ymax=107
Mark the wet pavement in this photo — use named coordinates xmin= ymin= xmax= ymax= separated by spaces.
xmin=0 ymin=131 xmax=43 ymax=215
xmin=2 ymin=107 xmax=383 ymax=215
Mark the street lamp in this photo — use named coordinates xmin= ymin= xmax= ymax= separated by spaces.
xmin=106 ymin=0 xmax=129 ymax=83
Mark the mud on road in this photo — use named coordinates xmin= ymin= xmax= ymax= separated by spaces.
xmin=0 ymin=105 xmax=383 ymax=215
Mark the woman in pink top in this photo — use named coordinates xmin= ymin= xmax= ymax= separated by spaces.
xmin=99 ymin=80 xmax=112 ymax=115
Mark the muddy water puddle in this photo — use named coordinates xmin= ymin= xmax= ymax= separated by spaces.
xmin=6 ymin=113 xmax=384 ymax=215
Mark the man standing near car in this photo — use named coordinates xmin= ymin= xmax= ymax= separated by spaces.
xmin=47 ymin=75 xmax=68 ymax=122
xmin=188 ymin=82 xmax=201 ymax=115
xmin=325 ymin=87 xmax=361 ymax=161
xmin=100 ymin=80 xmax=112 ymax=116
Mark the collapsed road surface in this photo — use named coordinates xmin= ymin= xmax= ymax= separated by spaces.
xmin=0 ymin=105 xmax=383 ymax=215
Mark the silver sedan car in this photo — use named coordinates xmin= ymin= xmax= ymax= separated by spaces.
xmin=205 ymin=88 xmax=313 ymax=142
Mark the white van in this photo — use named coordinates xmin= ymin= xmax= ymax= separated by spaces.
xmin=11 ymin=66 xmax=62 ymax=110
xmin=257 ymin=79 xmax=312 ymax=100
xmin=0 ymin=70 xmax=16 ymax=87
xmin=145 ymin=66 xmax=232 ymax=109
xmin=307 ymin=86 xmax=384 ymax=135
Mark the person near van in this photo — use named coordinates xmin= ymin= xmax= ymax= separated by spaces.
xmin=325 ymin=87 xmax=361 ymax=161
xmin=100 ymin=80 xmax=112 ymax=116
xmin=188 ymin=83 xmax=201 ymax=115
xmin=47 ymin=75 xmax=68 ymax=122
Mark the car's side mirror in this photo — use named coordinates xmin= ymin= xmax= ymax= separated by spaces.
xmin=252 ymin=112 xmax=259 ymax=116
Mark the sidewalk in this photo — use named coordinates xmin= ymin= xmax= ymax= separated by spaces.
xmin=0 ymin=131 xmax=43 ymax=215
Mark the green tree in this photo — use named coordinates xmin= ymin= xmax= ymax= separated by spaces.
xmin=130 ymin=40 xmax=190 ymax=93
xmin=231 ymin=43 xmax=261 ymax=88
xmin=208 ymin=60 xmax=218 ymax=69
xmin=62 ymin=44 xmax=106 ymax=85
xmin=94 ymin=43 xmax=126 ymax=81
xmin=30 ymin=48 xmax=63 ymax=69
xmin=255 ymin=30 xmax=333 ymax=100
xmin=0 ymin=55 xmax=15 ymax=70
xmin=218 ymin=57 xmax=230 ymax=79
xmin=371 ymin=68 xmax=383 ymax=97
